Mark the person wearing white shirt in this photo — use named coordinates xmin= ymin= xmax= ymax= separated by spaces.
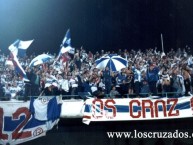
xmin=171 ymin=67 xmax=185 ymax=97
xmin=61 ymin=75 xmax=69 ymax=95
xmin=10 ymin=81 xmax=21 ymax=99
xmin=3 ymin=83 xmax=11 ymax=99
xmin=69 ymin=75 xmax=78 ymax=97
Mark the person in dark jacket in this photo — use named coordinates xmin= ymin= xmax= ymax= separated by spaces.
xmin=146 ymin=63 xmax=159 ymax=96
xmin=31 ymin=69 xmax=41 ymax=96
xmin=24 ymin=67 xmax=33 ymax=101
xmin=102 ymin=67 xmax=112 ymax=94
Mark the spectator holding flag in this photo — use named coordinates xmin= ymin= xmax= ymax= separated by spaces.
xmin=54 ymin=29 xmax=72 ymax=65
xmin=2 ymin=29 xmax=193 ymax=101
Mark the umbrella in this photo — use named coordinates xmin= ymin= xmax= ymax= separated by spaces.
xmin=29 ymin=54 xmax=53 ymax=67
xmin=95 ymin=54 xmax=128 ymax=71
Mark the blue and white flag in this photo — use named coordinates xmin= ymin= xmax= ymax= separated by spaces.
xmin=61 ymin=29 xmax=71 ymax=47
xmin=8 ymin=41 xmax=29 ymax=81
xmin=29 ymin=54 xmax=53 ymax=67
xmin=8 ymin=39 xmax=34 ymax=57
xmin=0 ymin=96 xmax=61 ymax=145
xmin=10 ymin=52 xmax=29 ymax=81
xmin=8 ymin=39 xmax=20 ymax=57
xmin=60 ymin=29 xmax=72 ymax=54
xmin=54 ymin=29 xmax=72 ymax=64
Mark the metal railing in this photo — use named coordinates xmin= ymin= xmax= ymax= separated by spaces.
xmin=0 ymin=91 xmax=192 ymax=101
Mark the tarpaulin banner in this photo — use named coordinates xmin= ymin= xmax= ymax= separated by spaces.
xmin=83 ymin=96 xmax=193 ymax=125
xmin=0 ymin=96 xmax=61 ymax=145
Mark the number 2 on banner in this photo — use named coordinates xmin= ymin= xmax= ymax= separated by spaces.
xmin=12 ymin=107 xmax=32 ymax=139
xmin=0 ymin=107 xmax=32 ymax=140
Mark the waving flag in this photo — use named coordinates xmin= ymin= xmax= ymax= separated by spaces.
xmin=8 ymin=39 xmax=20 ymax=56
xmin=8 ymin=39 xmax=34 ymax=57
xmin=0 ymin=96 xmax=61 ymax=145
xmin=62 ymin=29 xmax=71 ymax=46
xmin=54 ymin=29 xmax=72 ymax=64
xmin=8 ymin=41 xmax=29 ymax=81
xmin=10 ymin=53 xmax=29 ymax=81
xmin=18 ymin=40 xmax=34 ymax=57
xmin=29 ymin=54 xmax=53 ymax=67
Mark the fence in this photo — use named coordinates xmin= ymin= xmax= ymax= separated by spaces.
xmin=0 ymin=91 xmax=189 ymax=101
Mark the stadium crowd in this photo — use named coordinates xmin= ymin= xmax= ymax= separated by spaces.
xmin=0 ymin=46 xmax=193 ymax=100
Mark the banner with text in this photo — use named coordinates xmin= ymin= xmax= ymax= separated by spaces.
xmin=83 ymin=96 xmax=193 ymax=125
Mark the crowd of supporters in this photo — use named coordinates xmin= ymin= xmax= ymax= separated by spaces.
xmin=0 ymin=46 xmax=193 ymax=100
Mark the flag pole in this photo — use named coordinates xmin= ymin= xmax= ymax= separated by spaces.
xmin=161 ymin=33 xmax=164 ymax=52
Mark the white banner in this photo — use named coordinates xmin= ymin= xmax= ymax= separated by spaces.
xmin=83 ymin=96 xmax=193 ymax=125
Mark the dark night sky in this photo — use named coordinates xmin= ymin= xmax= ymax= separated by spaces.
xmin=0 ymin=0 xmax=193 ymax=55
